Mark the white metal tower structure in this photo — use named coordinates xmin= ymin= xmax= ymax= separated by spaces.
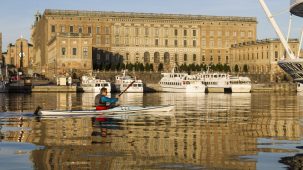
xmin=258 ymin=0 xmax=303 ymax=83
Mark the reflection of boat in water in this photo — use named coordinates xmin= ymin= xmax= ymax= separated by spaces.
xmin=81 ymin=76 xmax=111 ymax=93
xmin=159 ymin=68 xmax=205 ymax=93
xmin=259 ymin=0 xmax=303 ymax=83
xmin=229 ymin=76 xmax=251 ymax=93
xmin=115 ymin=70 xmax=143 ymax=93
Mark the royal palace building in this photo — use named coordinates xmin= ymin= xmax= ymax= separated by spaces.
xmin=230 ymin=39 xmax=299 ymax=81
xmin=31 ymin=9 xmax=257 ymax=76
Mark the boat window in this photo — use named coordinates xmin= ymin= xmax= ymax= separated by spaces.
xmin=133 ymin=84 xmax=138 ymax=87
xmin=138 ymin=84 xmax=142 ymax=87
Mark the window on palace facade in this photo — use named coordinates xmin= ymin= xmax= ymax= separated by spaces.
xmin=193 ymin=54 xmax=197 ymax=61
xmin=125 ymin=37 xmax=129 ymax=45
xmin=210 ymin=38 xmax=214 ymax=48
xmin=202 ymin=38 xmax=206 ymax=47
xmin=125 ymin=27 xmax=129 ymax=36
xmin=193 ymin=30 xmax=197 ymax=37
xmin=175 ymin=54 xmax=178 ymax=62
xmin=165 ymin=39 xmax=168 ymax=47
xmin=184 ymin=29 xmax=187 ymax=36
xmin=88 ymin=26 xmax=92 ymax=34
xmin=83 ymin=48 xmax=88 ymax=57
xmin=174 ymin=40 xmax=178 ymax=47
xmin=248 ymin=31 xmax=252 ymax=38
xmin=105 ymin=37 xmax=110 ymax=44
xmin=210 ymin=56 xmax=213 ymax=62
xmin=225 ymin=31 xmax=230 ymax=37
xmin=202 ymin=30 xmax=206 ymax=36
xmin=155 ymin=39 xmax=159 ymax=46
xmin=155 ymin=28 xmax=159 ymax=36
xmin=165 ymin=29 xmax=169 ymax=37
xmin=218 ymin=39 xmax=222 ymax=48
xmin=115 ymin=26 xmax=119 ymax=35
xmin=115 ymin=37 xmax=119 ymax=46
xmin=61 ymin=48 xmax=66 ymax=56
xmin=184 ymin=54 xmax=187 ymax=61
xmin=79 ymin=27 xmax=83 ymax=33
xmin=174 ymin=29 xmax=178 ymax=36
xmin=145 ymin=27 xmax=149 ymax=36
xmin=202 ymin=55 xmax=205 ymax=63
xmin=51 ymin=25 xmax=56 ymax=33
xmin=241 ymin=31 xmax=245 ymax=37
xmin=70 ymin=26 xmax=74 ymax=33
xmin=193 ymin=40 xmax=197 ymax=47
xmin=135 ymin=28 xmax=139 ymax=36
xmin=226 ymin=56 xmax=229 ymax=63
xmin=96 ymin=27 xmax=100 ymax=34
xmin=225 ymin=40 xmax=230 ymax=48
xmin=184 ymin=40 xmax=187 ymax=47
xmin=218 ymin=56 xmax=221 ymax=63
xmin=135 ymin=37 xmax=139 ymax=46
xmin=105 ymin=27 xmax=110 ymax=34
xmin=218 ymin=31 xmax=222 ymax=37
xmin=233 ymin=31 xmax=237 ymax=37
xmin=96 ymin=36 xmax=101 ymax=44
xmin=61 ymin=26 xmax=65 ymax=33
xmin=275 ymin=51 xmax=278 ymax=61
xmin=210 ymin=31 xmax=214 ymax=37
xmin=72 ymin=48 xmax=77 ymax=56
xmin=267 ymin=52 xmax=269 ymax=59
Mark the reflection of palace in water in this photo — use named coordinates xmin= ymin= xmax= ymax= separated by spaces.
xmin=1 ymin=93 xmax=303 ymax=169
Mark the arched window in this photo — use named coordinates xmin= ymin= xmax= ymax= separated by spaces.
xmin=164 ymin=52 xmax=170 ymax=64
xmin=154 ymin=52 xmax=160 ymax=63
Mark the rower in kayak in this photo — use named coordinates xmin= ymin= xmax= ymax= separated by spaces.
xmin=95 ymin=87 xmax=119 ymax=110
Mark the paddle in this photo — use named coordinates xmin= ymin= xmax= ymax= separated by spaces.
xmin=33 ymin=106 xmax=42 ymax=116
xmin=118 ymin=80 xmax=136 ymax=97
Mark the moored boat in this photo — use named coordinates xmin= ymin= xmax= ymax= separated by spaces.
xmin=81 ymin=76 xmax=111 ymax=93
xmin=230 ymin=76 xmax=252 ymax=93
xmin=0 ymin=81 xmax=8 ymax=93
xmin=196 ymin=72 xmax=231 ymax=93
xmin=159 ymin=69 xmax=205 ymax=93
xmin=115 ymin=70 xmax=143 ymax=93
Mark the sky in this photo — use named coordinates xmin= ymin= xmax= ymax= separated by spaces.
xmin=1 ymin=0 xmax=303 ymax=51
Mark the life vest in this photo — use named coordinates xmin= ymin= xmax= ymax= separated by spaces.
xmin=96 ymin=106 xmax=110 ymax=110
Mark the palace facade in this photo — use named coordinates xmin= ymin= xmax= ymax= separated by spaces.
xmin=230 ymin=39 xmax=299 ymax=81
xmin=31 ymin=9 xmax=257 ymax=76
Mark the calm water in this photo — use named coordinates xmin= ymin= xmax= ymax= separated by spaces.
xmin=1 ymin=92 xmax=303 ymax=170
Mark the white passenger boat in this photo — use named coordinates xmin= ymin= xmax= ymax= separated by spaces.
xmin=81 ymin=76 xmax=111 ymax=93
xmin=115 ymin=70 xmax=143 ymax=93
xmin=297 ymin=82 xmax=303 ymax=92
xmin=159 ymin=69 xmax=205 ymax=93
xmin=196 ymin=72 xmax=231 ymax=93
xmin=36 ymin=105 xmax=174 ymax=116
xmin=230 ymin=76 xmax=251 ymax=93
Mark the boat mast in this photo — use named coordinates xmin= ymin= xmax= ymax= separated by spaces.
xmin=258 ymin=0 xmax=296 ymax=59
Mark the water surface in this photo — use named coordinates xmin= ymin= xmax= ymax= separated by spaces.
xmin=0 ymin=92 xmax=303 ymax=169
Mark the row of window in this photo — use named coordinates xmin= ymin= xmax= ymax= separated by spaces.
xmin=61 ymin=47 xmax=88 ymax=57
xmin=51 ymin=25 xmax=110 ymax=34
xmin=51 ymin=25 xmax=253 ymax=38
xmin=113 ymin=37 xmax=245 ymax=48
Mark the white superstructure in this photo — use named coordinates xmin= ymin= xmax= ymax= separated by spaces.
xmin=115 ymin=70 xmax=143 ymax=93
xmin=81 ymin=76 xmax=111 ymax=93
xmin=159 ymin=69 xmax=205 ymax=93
xmin=196 ymin=72 xmax=231 ymax=93
xmin=229 ymin=76 xmax=251 ymax=93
